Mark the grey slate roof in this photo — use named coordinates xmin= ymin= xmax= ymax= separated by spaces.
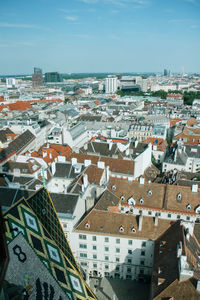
xmin=54 ymin=162 xmax=86 ymax=179
xmin=50 ymin=193 xmax=79 ymax=214
xmin=0 ymin=130 xmax=35 ymax=162
xmin=0 ymin=128 xmax=14 ymax=143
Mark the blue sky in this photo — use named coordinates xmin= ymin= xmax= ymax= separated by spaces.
xmin=0 ymin=0 xmax=200 ymax=74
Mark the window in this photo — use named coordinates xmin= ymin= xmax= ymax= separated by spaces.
xmin=127 ymin=258 xmax=132 ymax=264
xmin=116 ymin=257 xmax=120 ymax=262
xmin=186 ymin=216 xmax=190 ymax=221
xmin=142 ymin=242 xmax=146 ymax=247
xmin=92 ymin=236 xmax=96 ymax=241
xmin=93 ymin=254 xmax=97 ymax=259
xmin=79 ymin=234 xmax=86 ymax=240
xmin=126 ymin=275 xmax=132 ymax=280
xmin=116 ymin=248 xmax=120 ymax=253
xmin=140 ymin=269 xmax=144 ymax=275
xmin=127 ymin=267 xmax=131 ymax=273
xmin=93 ymin=263 xmax=97 ymax=268
xmin=79 ymin=244 xmax=87 ymax=249
xmin=128 ymin=240 xmax=132 ymax=245
xmin=104 ymin=272 xmax=109 ymax=277
xmin=81 ymin=262 xmax=87 ymax=267
xmin=128 ymin=249 xmax=132 ymax=255
xmin=105 ymin=265 xmax=109 ymax=270
xmin=105 ymin=237 xmax=109 ymax=242
xmin=105 ymin=247 xmax=109 ymax=252
xmin=140 ymin=260 xmax=144 ymax=265
xmin=177 ymin=215 xmax=181 ymax=219
xmin=80 ymin=253 xmax=87 ymax=258
xmin=116 ymin=238 xmax=120 ymax=244
xmin=141 ymin=251 xmax=145 ymax=256
xmin=93 ymin=245 xmax=97 ymax=250
xmin=148 ymin=211 xmax=152 ymax=215
xmin=105 ymin=256 xmax=109 ymax=261
xmin=168 ymin=214 xmax=171 ymax=218
xmin=116 ymin=266 xmax=120 ymax=271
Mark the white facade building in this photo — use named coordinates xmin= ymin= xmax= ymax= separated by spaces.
xmin=105 ymin=76 xmax=118 ymax=94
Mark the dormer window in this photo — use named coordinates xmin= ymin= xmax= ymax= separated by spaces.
xmin=177 ymin=193 xmax=182 ymax=201
xmin=195 ymin=205 xmax=200 ymax=214
xmin=112 ymin=185 xmax=116 ymax=191
xmin=140 ymin=198 xmax=144 ymax=204
xmin=121 ymin=195 xmax=125 ymax=201
xmin=186 ymin=204 xmax=191 ymax=211
xmin=131 ymin=227 xmax=136 ymax=233
xmin=148 ymin=190 xmax=152 ymax=196
xmin=119 ymin=226 xmax=124 ymax=232
xmin=128 ymin=197 xmax=136 ymax=206
xmin=85 ymin=222 xmax=90 ymax=229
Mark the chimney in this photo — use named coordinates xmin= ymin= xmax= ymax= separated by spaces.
xmin=192 ymin=184 xmax=198 ymax=193
xmin=139 ymin=177 xmax=145 ymax=185
xmin=84 ymin=159 xmax=91 ymax=167
xmin=108 ymin=142 xmax=113 ymax=151
xmin=83 ymin=174 xmax=88 ymax=188
xmin=138 ymin=213 xmax=143 ymax=231
xmin=52 ymin=162 xmax=56 ymax=175
xmin=43 ymin=151 xmax=47 ymax=158
xmin=71 ymin=157 xmax=77 ymax=166
xmin=154 ymin=215 xmax=158 ymax=226
xmin=106 ymin=166 xmax=110 ymax=183
xmin=49 ymin=152 xmax=52 ymax=159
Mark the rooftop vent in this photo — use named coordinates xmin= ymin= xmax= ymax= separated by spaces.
xmin=121 ymin=195 xmax=125 ymax=201
xmin=131 ymin=227 xmax=136 ymax=233
xmin=112 ymin=185 xmax=116 ymax=191
xmin=148 ymin=190 xmax=152 ymax=196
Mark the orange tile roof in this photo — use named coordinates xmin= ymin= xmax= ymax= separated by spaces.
xmin=187 ymin=117 xmax=198 ymax=127
xmin=170 ymin=119 xmax=182 ymax=127
xmin=144 ymin=138 xmax=168 ymax=152
xmin=91 ymin=135 xmax=128 ymax=144
xmin=5 ymin=133 xmax=17 ymax=141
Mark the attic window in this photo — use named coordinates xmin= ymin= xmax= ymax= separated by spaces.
xmin=186 ymin=204 xmax=191 ymax=211
xmin=85 ymin=222 xmax=90 ymax=229
xmin=148 ymin=190 xmax=152 ymax=196
xmin=119 ymin=226 xmax=124 ymax=232
xmin=140 ymin=198 xmax=144 ymax=204
xmin=131 ymin=227 xmax=136 ymax=233
xmin=112 ymin=185 xmax=116 ymax=191
xmin=121 ymin=195 xmax=125 ymax=201
xmin=177 ymin=193 xmax=182 ymax=200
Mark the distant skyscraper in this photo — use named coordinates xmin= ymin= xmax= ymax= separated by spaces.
xmin=164 ymin=69 xmax=168 ymax=76
xmin=105 ymin=75 xmax=118 ymax=94
xmin=34 ymin=67 xmax=42 ymax=74
xmin=32 ymin=67 xmax=43 ymax=87
xmin=45 ymin=72 xmax=63 ymax=83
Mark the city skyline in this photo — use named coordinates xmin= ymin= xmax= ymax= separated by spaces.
xmin=0 ymin=0 xmax=200 ymax=75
